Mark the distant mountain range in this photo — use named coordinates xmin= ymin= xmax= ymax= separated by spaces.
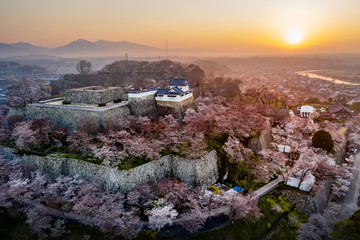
xmin=2 ymin=39 xmax=360 ymax=59
xmin=0 ymin=39 xmax=165 ymax=58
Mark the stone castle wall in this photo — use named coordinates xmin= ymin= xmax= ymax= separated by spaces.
xmin=26 ymin=103 xmax=130 ymax=129
xmin=334 ymin=140 xmax=347 ymax=165
xmin=280 ymin=181 xmax=332 ymax=215
xmin=156 ymin=96 xmax=194 ymax=108
xmin=65 ymin=86 xmax=124 ymax=104
xmin=249 ymin=129 xmax=272 ymax=153
xmin=0 ymin=147 xmax=218 ymax=193
xmin=128 ymin=95 xmax=157 ymax=118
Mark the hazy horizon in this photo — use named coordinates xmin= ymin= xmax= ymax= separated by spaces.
xmin=1 ymin=0 xmax=360 ymax=55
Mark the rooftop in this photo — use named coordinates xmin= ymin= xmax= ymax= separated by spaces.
xmin=34 ymin=98 xmax=129 ymax=112
xmin=300 ymin=105 xmax=314 ymax=113
xmin=170 ymin=78 xmax=189 ymax=86
xmin=156 ymin=87 xmax=185 ymax=95
xmin=67 ymin=86 xmax=122 ymax=93
xmin=328 ymin=104 xmax=353 ymax=114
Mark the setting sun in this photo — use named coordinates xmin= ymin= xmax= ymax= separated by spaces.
xmin=286 ymin=30 xmax=304 ymax=45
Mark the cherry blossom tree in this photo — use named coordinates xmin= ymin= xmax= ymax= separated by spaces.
xmin=331 ymin=164 xmax=353 ymax=199
xmin=25 ymin=206 xmax=53 ymax=240
xmin=222 ymin=136 xmax=246 ymax=163
xmin=153 ymin=179 xmax=197 ymax=210
xmin=158 ymin=114 xmax=183 ymax=150
xmin=134 ymin=78 xmax=162 ymax=90
xmin=0 ymin=155 xmax=143 ymax=238
xmin=0 ymin=115 xmax=10 ymax=140
xmin=224 ymin=194 xmax=262 ymax=221
xmin=147 ymin=202 xmax=178 ymax=231
xmin=178 ymin=206 xmax=208 ymax=233
xmin=287 ymin=148 xmax=318 ymax=187
xmin=297 ymin=203 xmax=341 ymax=240
xmin=91 ymin=129 xmax=161 ymax=167
xmin=183 ymin=96 xmax=270 ymax=138
xmin=126 ymin=184 xmax=155 ymax=211
xmin=50 ymin=219 xmax=68 ymax=238
xmin=272 ymin=107 xmax=290 ymax=122
xmin=6 ymin=78 xmax=51 ymax=107
xmin=184 ymin=132 xmax=207 ymax=159
xmin=11 ymin=121 xmax=38 ymax=150
xmin=67 ymin=130 xmax=94 ymax=154
xmin=255 ymin=149 xmax=288 ymax=182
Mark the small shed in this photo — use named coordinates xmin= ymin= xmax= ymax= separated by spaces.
xmin=224 ymin=186 xmax=245 ymax=198
xmin=289 ymin=110 xmax=295 ymax=118
xmin=285 ymin=173 xmax=315 ymax=192
xmin=278 ymin=144 xmax=291 ymax=153
xmin=233 ymin=186 xmax=245 ymax=193
xmin=300 ymin=105 xmax=314 ymax=118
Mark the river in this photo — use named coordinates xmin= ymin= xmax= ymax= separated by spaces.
xmin=295 ymin=70 xmax=360 ymax=86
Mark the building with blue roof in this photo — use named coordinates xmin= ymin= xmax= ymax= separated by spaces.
xmin=233 ymin=186 xmax=245 ymax=193
xmin=155 ymin=78 xmax=193 ymax=106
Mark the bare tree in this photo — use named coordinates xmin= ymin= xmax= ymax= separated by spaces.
xmin=76 ymin=60 xmax=92 ymax=74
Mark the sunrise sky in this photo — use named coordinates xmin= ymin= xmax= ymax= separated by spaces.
xmin=1 ymin=0 xmax=360 ymax=54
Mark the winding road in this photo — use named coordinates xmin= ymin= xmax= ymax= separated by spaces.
xmin=339 ymin=153 xmax=360 ymax=219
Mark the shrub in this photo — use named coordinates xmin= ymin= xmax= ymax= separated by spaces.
xmin=331 ymin=210 xmax=360 ymax=240
xmin=306 ymin=97 xmax=321 ymax=104
xmin=312 ymin=130 xmax=334 ymax=153
xmin=113 ymin=98 xmax=122 ymax=103
xmin=210 ymin=185 xmax=222 ymax=195
xmin=62 ymin=100 xmax=71 ymax=104
xmin=98 ymin=103 xmax=106 ymax=107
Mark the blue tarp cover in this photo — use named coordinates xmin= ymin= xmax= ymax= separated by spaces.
xmin=233 ymin=186 xmax=244 ymax=192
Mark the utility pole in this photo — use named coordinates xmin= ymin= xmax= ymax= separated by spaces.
xmin=166 ymin=38 xmax=168 ymax=60
xmin=125 ymin=53 xmax=128 ymax=60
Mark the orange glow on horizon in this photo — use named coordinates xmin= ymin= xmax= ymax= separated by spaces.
xmin=0 ymin=0 xmax=359 ymax=55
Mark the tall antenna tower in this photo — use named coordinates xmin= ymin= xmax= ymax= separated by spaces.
xmin=166 ymin=38 xmax=168 ymax=60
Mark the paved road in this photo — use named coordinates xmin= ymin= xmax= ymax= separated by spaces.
xmin=339 ymin=153 xmax=360 ymax=219
xmin=252 ymin=175 xmax=284 ymax=200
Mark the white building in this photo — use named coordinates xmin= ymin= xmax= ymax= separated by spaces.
xmin=288 ymin=110 xmax=295 ymax=118
xmin=285 ymin=173 xmax=315 ymax=192
xmin=128 ymin=89 xmax=157 ymax=101
xmin=169 ymin=78 xmax=190 ymax=92
xmin=300 ymin=105 xmax=314 ymax=118
xmin=155 ymin=78 xmax=193 ymax=104
xmin=277 ymin=144 xmax=291 ymax=153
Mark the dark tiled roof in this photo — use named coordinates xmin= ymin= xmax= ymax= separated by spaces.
xmin=156 ymin=87 xmax=185 ymax=95
xmin=328 ymin=104 xmax=353 ymax=114
xmin=170 ymin=78 xmax=188 ymax=86
xmin=156 ymin=89 xmax=170 ymax=95
xmin=170 ymin=87 xmax=185 ymax=94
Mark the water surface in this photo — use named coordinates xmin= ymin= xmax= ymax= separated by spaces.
xmin=295 ymin=70 xmax=360 ymax=86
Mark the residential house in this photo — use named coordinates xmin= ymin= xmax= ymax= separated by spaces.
xmin=299 ymin=105 xmax=314 ymax=118
xmin=328 ymin=104 xmax=355 ymax=118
